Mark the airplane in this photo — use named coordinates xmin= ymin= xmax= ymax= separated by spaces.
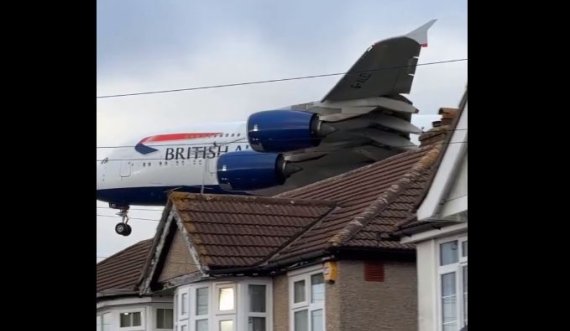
xmin=97 ymin=19 xmax=437 ymax=236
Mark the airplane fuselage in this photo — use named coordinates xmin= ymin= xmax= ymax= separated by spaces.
xmin=97 ymin=122 xmax=249 ymax=206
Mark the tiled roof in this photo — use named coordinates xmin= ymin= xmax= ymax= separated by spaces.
xmin=169 ymin=193 xmax=336 ymax=269
xmin=163 ymin=143 xmax=442 ymax=272
xmin=397 ymin=98 xmax=467 ymax=233
xmin=268 ymin=145 xmax=441 ymax=263
xmin=97 ymin=238 xmax=153 ymax=294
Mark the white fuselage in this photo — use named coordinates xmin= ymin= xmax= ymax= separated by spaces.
xmin=96 ymin=121 xmax=249 ymax=206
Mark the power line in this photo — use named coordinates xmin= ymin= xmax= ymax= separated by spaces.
xmin=97 ymin=214 xmax=160 ymax=222
xmin=96 ymin=129 xmax=467 ymax=150
xmin=97 ymin=206 xmax=164 ymax=212
xmin=96 ymin=140 xmax=468 ymax=162
xmin=97 ymin=58 xmax=467 ymax=99
xmin=95 ymin=128 xmax=467 ymax=149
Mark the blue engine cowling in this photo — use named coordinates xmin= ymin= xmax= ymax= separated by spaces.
xmin=247 ymin=110 xmax=321 ymax=152
xmin=217 ymin=151 xmax=288 ymax=191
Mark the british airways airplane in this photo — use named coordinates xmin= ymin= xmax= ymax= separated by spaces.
xmin=97 ymin=20 xmax=436 ymax=236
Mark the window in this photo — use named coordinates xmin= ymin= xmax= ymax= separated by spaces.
xmin=120 ymin=311 xmax=142 ymax=328
xmin=157 ymin=308 xmax=174 ymax=329
xmin=176 ymin=281 xmax=272 ymax=331
xmin=181 ymin=292 xmax=188 ymax=315
xmin=194 ymin=287 xmax=209 ymax=331
xmin=247 ymin=284 xmax=267 ymax=331
xmin=290 ymin=269 xmax=325 ymax=331
xmin=438 ymin=237 xmax=467 ymax=331
xmin=102 ymin=313 xmax=112 ymax=331
xmin=219 ymin=287 xmax=234 ymax=311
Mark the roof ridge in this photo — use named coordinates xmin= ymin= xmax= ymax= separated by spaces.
xmin=275 ymin=148 xmax=431 ymax=198
xmin=170 ymin=192 xmax=336 ymax=207
xmin=262 ymin=205 xmax=339 ymax=265
xmin=97 ymin=238 xmax=153 ymax=265
xmin=328 ymin=143 xmax=443 ymax=247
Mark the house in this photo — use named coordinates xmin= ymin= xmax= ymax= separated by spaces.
xmin=135 ymin=119 xmax=454 ymax=331
xmin=97 ymin=238 xmax=174 ymax=331
xmin=396 ymin=91 xmax=468 ymax=331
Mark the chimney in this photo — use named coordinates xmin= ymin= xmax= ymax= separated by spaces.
xmin=418 ymin=107 xmax=458 ymax=147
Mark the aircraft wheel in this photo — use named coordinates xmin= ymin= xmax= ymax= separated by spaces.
xmin=115 ymin=223 xmax=131 ymax=236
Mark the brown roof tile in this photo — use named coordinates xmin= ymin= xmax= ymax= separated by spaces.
xmin=169 ymin=193 xmax=336 ymax=269
xmin=97 ymin=238 xmax=153 ymax=293
xmin=268 ymin=145 xmax=441 ymax=263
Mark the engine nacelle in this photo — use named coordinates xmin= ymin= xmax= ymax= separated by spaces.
xmin=216 ymin=151 xmax=301 ymax=191
xmin=247 ymin=110 xmax=321 ymax=152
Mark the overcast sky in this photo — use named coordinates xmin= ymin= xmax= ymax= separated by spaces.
xmin=96 ymin=0 xmax=467 ymax=261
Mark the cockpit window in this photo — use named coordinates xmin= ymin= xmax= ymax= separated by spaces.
xmin=100 ymin=157 xmax=109 ymax=164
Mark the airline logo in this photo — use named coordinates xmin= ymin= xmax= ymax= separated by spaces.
xmin=135 ymin=133 xmax=221 ymax=155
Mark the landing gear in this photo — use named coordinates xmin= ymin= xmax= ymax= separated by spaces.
xmin=111 ymin=204 xmax=132 ymax=236
xmin=115 ymin=222 xmax=132 ymax=236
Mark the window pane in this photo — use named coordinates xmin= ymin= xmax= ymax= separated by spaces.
xmin=181 ymin=325 xmax=188 ymax=331
xmin=219 ymin=288 xmax=234 ymax=311
xmin=132 ymin=312 xmax=141 ymax=326
xmin=311 ymin=274 xmax=324 ymax=303
xmin=102 ymin=313 xmax=111 ymax=331
xmin=311 ymin=309 xmax=323 ymax=331
xmin=248 ymin=317 xmax=266 ymax=331
xmin=220 ymin=320 xmax=234 ymax=331
xmin=181 ymin=292 xmax=188 ymax=314
xmin=249 ymin=285 xmax=266 ymax=312
xmin=157 ymin=308 xmax=173 ymax=329
xmin=197 ymin=287 xmax=209 ymax=315
xmin=294 ymin=310 xmax=308 ymax=331
xmin=120 ymin=313 xmax=129 ymax=327
xmin=442 ymin=323 xmax=457 ymax=331
xmin=463 ymin=266 xmax=468 ymax=325
xmin=462 ymin=241 xmax=468 ymax=257
xmin=440 ymin=241 xmax=458 ymax=265
xmin=196 ymin=319 xmax=208 ymax=331
xmin=294 ymin=280 xmax=306 ymax=303
xmin=441 ymin=272 xmax=457 ymax=326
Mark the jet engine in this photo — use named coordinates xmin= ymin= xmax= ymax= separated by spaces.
xmin=247 ymin=110 xmax=335 ymax=152
xmin=216 ymin=151 xmax=301 ymax=191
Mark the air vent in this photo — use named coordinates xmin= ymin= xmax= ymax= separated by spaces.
xmin=364 ymin=261 xmax=385 ymax=282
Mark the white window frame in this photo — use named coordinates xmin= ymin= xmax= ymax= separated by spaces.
xmin=288 ymin=266 xmax=325 ymax=331
xmin=215 ymin=315 xmax=237 ymax=331
xmin=215 ymin=283 xmax=237 ymax=315
xmin=437 ymin=236 xmax=468 ymax=331
xmin=177 ymin=287 xmax=191 ymax=331
xmin=239 ymin=280 xmax=273 ymax=331
xmin=117 ymin=308 xmax=145 ymax=330
xmin=192 ymin=285 xmax=211 ymax=331
xmin=102 ymin=312 xmax=112 ymax=331
xmin=155 ymin=306 xmax=175 ymax=330
xmin=175 ymin=279 xmax=273 ymax=331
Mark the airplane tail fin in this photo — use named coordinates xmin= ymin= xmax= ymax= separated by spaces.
xmin=405 ymin=19 xmax=437 ymax=47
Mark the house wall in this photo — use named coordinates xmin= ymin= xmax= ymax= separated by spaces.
xmin=334 ymin=260 xmax=417 ymax=331
xmin=415 ymin=229 xmax=468 ymax=331
xmin=158 ymin=230 xmax=199 ymax=282
xmin=273 ymin=274 xmax=288 ymax=331
xmin=416 ymin=239 xmax=438 ymax=331
xmin=440 ymin=154 xmax=467 ymax=219
xmin=97 ymin=297 xmax=173 ymax=331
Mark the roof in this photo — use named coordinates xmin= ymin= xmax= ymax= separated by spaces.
xmin=159 ymin=143 xmax=443 ymax=273
xmin=139 ymin=110 xmax=455 ymax=286
xmin=97 ymin=238 xmax=153 ymax=296
xmin=169 ymin=193 xmax=336 ymax=269
xmin=396 ymin=90 xmax=467 ymax=234
xmin=268 ymin=144 xmax=441 ymax=264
